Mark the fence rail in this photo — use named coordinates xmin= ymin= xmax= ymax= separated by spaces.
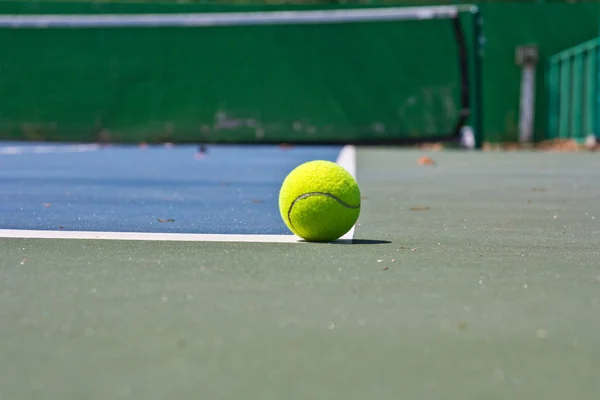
xmin=547 ymin=37 xmax=600 ymax=141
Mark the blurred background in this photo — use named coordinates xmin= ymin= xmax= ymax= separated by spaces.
xmin=0 ymin=0 xmax=598 ymax=149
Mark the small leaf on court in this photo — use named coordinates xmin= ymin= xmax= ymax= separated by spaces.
xmin=383 ymin=267 xmax=389 ymax=271
xmin=417 ymin=156 xmax=436 ymax=166
xmin=410 ymin=206 xmax=430 ymax=211
xmin=158 ymin=218 xmax=175 ymax=223
xmin=458 ymin=321 xmax=468 ymax=330
xmin=43 ymin=203 xmax=51 ymax=208
xmin=418 ymin=143 xmax=444 ymax=151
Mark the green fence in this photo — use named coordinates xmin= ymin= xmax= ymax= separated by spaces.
xmin=547 ymin=38 xmax=599 ymax=141
xmin=479 ymin=2 xmax=600 ymax=143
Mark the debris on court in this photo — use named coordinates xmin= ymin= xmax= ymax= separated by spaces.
xmin=416 ymin=142 xmax=444 ymax=151
xmin=417 ymin=155 xmax=436 ymax=166
xmin=157 ymin=218 xmax=175 ymax=223
xmin=482 ymin=138 xmax=600 ymax=152
xmin=537 ymin=139 xmax=582 ymax=152
xmin=43 ymin=203 xmax=51 ymax=208
xmin=482 ymin=142 xmax=526 ymax=152
xmin=410 ymin=206 xmax=430 ymax=211
xmin=195 ymin=145 xmax=208 ymax=159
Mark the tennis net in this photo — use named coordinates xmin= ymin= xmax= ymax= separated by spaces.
xmin=0 ymin=5 xmax=482 ymax=145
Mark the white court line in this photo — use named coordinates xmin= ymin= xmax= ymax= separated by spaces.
xmin=0 ymin=144 xmax=100 ymax=155
xmin=0 ymin=229 xmax=301 ymax=243
xmin=0 ymin=144 xmax=358 ymax=243
xmin=336 ymin=145 xmax=358 ymax=241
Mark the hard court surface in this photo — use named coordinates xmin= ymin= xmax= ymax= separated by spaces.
xmin=1 ymin=143 xmax=599 ymax=399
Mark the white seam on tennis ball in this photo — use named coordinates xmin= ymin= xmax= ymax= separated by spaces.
xmin=286 ymin=192 xmax=360 ymax=235
xmin=291 ymin=192 xmax=360 ymax=211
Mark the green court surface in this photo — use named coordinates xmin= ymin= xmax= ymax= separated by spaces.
xmin=2 ymin=148 xmax=599 ymax=399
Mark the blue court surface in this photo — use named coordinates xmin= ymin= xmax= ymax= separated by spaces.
xmin=0 ymin=142 xmax=344 ymax=235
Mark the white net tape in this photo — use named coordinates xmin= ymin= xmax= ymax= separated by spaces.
xmin=0 ymin=6 xmax=473 ymax=28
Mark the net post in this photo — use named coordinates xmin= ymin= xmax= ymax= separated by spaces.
xmin=596 ymin=35 xmax=600 ymax=143
xmin=450 ymin=15 xmax=470 ymax=143
xmin=470 ymin=6 xmax=484 ymax=149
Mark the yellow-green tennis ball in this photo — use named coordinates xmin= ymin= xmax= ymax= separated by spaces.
xmin=279 ymin=160 xmax=361 ymax=242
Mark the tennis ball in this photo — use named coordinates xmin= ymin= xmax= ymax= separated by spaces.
xmin=279 ymin=160 xmax=361 ymax=242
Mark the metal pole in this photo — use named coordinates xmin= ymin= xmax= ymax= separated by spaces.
xmin=471 ymin=6 xmax=484 ymax=149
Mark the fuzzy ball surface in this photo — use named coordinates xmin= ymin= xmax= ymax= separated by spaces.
xmin=279 ymin=160 xmax=361 ymax=242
